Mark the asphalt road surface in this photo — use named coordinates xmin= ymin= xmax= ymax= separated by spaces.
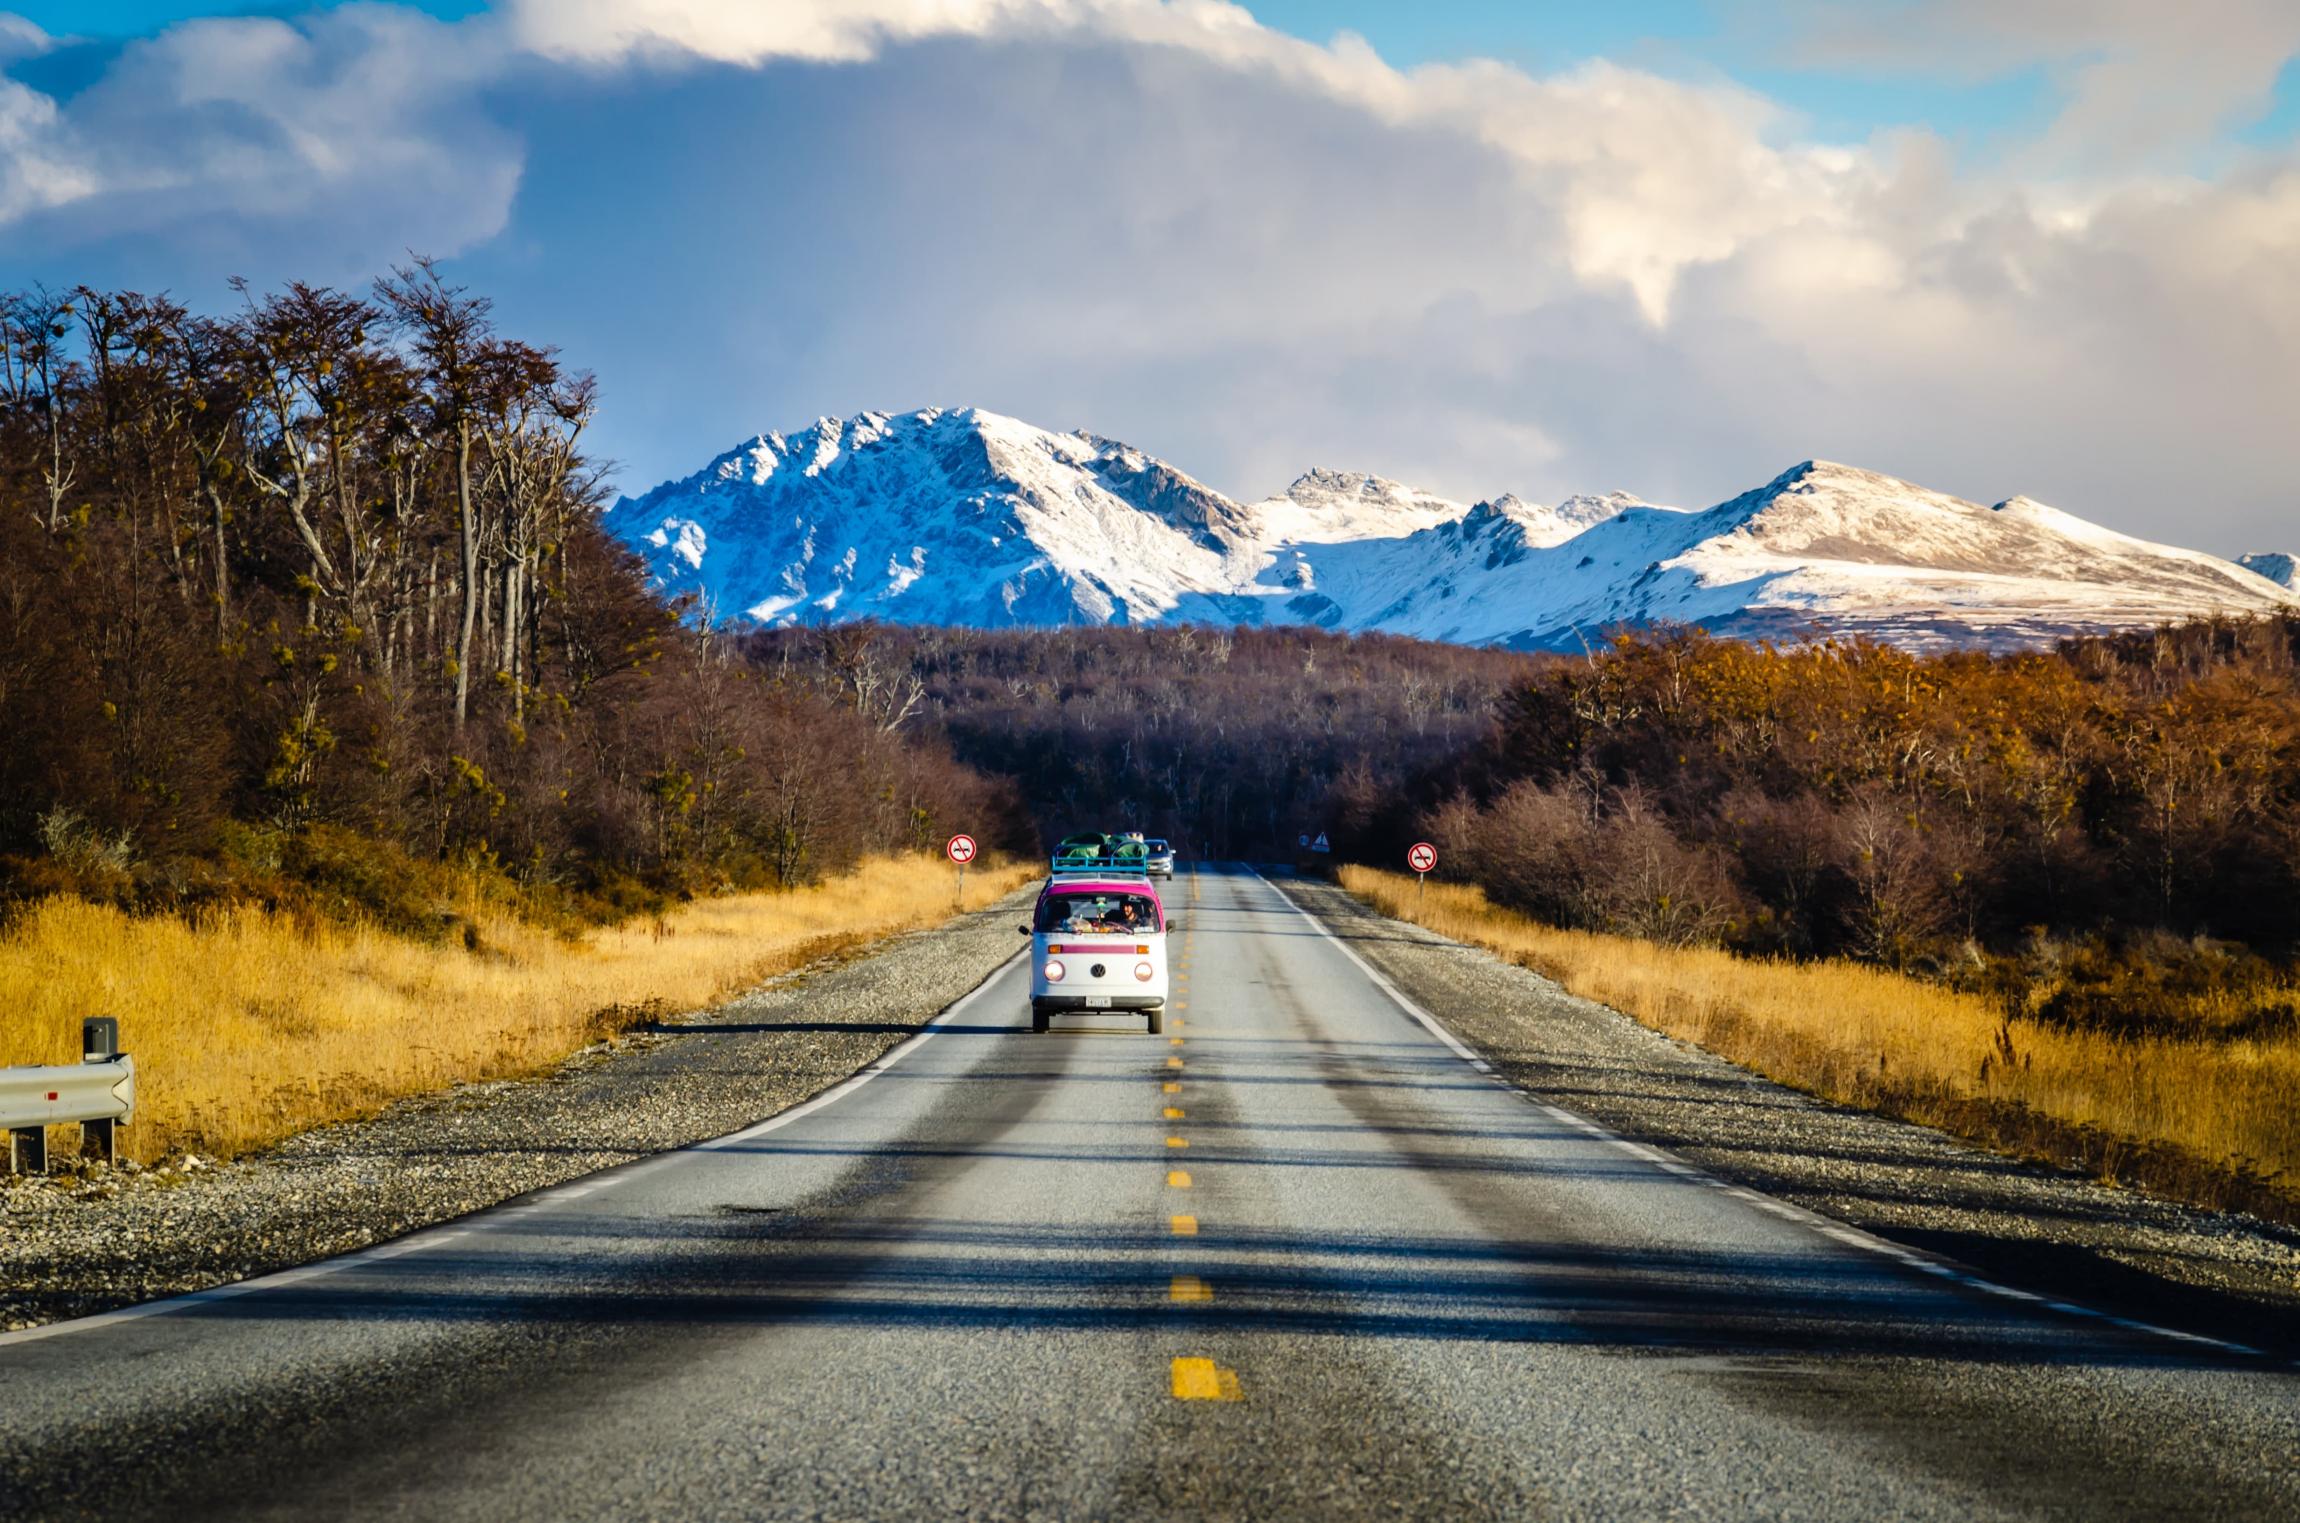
xmin=4 ymin=865 xmax=2295 ymax=1521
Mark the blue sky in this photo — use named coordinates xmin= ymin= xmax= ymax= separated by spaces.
xmin=0 ymin=2 xmax=2296 ymax=551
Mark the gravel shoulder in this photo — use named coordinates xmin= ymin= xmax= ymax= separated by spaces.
xmin=1274 ymin=872 xmax=2300 ymax=1362
xmin=1 ymin=888 xmax=1035 ymax=1332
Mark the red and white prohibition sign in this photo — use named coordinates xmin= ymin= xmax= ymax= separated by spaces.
xmin=946 ymin=833 xmax=979 ymax=866
xmin=1407 ymin=841 xmax=1437 ymax=874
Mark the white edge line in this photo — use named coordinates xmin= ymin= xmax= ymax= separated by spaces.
xmin=1251 ymin=867 xmax=2275 ymax=1366
xmin=0 ymin=947 xmax=1028 ymax=1350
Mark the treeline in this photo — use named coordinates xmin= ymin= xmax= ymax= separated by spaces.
xmin=0 ymin=275 xmax=1011 ymax=932
xmin=752 ymin=617 xmax=2299 ymax=1031
xmin=1405 ymin=621 xmax=2300 ymax=1032
xmin=743 ymin=623 xmax=1534 ymax=856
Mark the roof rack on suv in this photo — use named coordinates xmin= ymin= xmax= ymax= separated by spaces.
xmin=1049 ymin=851 xmax=1152 ymax=877
xmin=1050 ymin=832 xmax=1153 ymax=877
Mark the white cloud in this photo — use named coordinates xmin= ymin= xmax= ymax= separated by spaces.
xmin=0 ymin=1 xmax=2293 ymax=553
xmin=0 ymin=6 xmax=517 ymax=272
xmin=497 ymin=0 xmax=1079 ymax=65
xmin=1789 ymin=0 xmax=2300 ymax=169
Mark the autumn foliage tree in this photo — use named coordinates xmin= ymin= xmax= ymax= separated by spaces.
xmin=1409 ymin=622 xmax=2300 ymax=979
xmin=0 ymin=274 xmax=1013 ymax=926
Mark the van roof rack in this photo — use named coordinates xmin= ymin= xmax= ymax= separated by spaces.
xmin=1048 ymin=850 xmax=1152 ymax=877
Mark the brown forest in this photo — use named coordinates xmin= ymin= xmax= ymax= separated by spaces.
xmin=745 ymin=623 xmax=1532 ymax=858
xmin=0 ymin=276 xmax=1012 ymax=932
xmin=761 ymin=618 xmax=2300 ymax=1038
xmin=1411 ymin=622 xmax=2300 ymax=1036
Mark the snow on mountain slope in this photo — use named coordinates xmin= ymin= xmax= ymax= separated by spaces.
xmin=1499 ymin=490 xmax=1652 ymax=548
xmin=1628 ymin=463 xmax=2300 ymax=650
xmin=610 ymin=411 xmax=2300 ymax=650
xmin=1243 ymin=468 xmax=1468 ymax=546
xmin=610 ymin=408 xmax=1258 ymax=627
xmin=2240 ymin=552 xmax=2296 ymax=588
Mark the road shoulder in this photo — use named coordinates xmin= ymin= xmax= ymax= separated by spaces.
xmin=1272 ymin=872 xmax=2300 ymax=1361
xmin=1 ymin=889 xmax=1034 ymax=1333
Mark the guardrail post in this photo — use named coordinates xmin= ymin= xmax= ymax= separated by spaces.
xmin=8 ymin=1125 xmax=44 ymax=1175
xmin=80 ymin=1017 xmax=120 ymax=1166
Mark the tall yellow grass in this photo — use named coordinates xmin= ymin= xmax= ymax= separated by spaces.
xmin=1342 ymin=866 xmax=2300 ymax=1212
xmin=0 ymin=856 xmax=1034 ymax=1163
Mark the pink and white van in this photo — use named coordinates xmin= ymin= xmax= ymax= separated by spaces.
xmin=1023 ymin=876 xmax=1170 ymax=1033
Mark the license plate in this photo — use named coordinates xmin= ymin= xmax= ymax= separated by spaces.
xmin=1086 ymin=996 xmax=1112 ymax=1009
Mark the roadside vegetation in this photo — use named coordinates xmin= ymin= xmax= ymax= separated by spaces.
xmin=1344 ymin=866 xmax=2300 ymax=1222
xmin=0 ymin=273 xmax=1028 ymax=1160
xmin=0 ymin=856 xmax=1033 ymax=1163
xmin=0 ymin=274 xmax=1023 ymax=931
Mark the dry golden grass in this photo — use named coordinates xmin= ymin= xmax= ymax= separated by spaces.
xmin=1342 ymin=866 xmax=2300 ymax=1218
xmin=0 ymin=856 xmax=1034 ymax=1163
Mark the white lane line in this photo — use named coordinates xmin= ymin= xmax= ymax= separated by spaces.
xmin=613 ymin=949 xmax=1025 ymax=1179
xmin=1251 ymin=867 xmax=2274 ymax=1365
xmin=0 ymin=948 xmax=1028 ymax=1349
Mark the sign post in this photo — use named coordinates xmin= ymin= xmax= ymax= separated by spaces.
xmin=946 ymin=833 xmax=978 ymax=907
xmin=1407 ymin=841 xmax=1436 ymax=911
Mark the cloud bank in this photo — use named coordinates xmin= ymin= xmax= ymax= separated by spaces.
xmin=0 ymin=0 xmax=2293 ymax=553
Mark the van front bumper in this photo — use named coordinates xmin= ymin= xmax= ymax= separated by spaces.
xmin=1032 ymin=994 xmax=1165 ymax=1013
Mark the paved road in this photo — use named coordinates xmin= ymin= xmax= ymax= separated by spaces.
xmin=3 ymin=865 xmax=2295 ymax=1521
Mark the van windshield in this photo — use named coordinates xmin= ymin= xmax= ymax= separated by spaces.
xmin=1036 ymin=890 xmax=1162 ymax=935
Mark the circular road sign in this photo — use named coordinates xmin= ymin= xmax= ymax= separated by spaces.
xmin=1407 ymin=841 xmax=1437 ymax=874
xmin=946 ymin=833 xmax=979 ymax=865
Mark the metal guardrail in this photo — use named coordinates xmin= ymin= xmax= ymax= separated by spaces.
xmin=4 ymin=1017 xmax=134 ymax=1173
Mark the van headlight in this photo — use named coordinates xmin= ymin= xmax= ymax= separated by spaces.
xmin=1135 ymin=961 xmax=1155 ymax=982
xmin=1042 ymin=959 xmax=1066 ymax=982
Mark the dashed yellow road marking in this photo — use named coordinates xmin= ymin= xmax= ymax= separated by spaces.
xmin=1170 ymin=1037 xmax=1185 ymax=1047
xmin=1170 ymin=1357 xmax=1242 ymax=1401
xmin=1167 ymin=1057 xmax=1184 ymax=1069
xmin=1162 ymin=1081 xmax=1181 ymax=1093
xmin=1170 ymin=1275 xmax=1212 ymax=1303
xmin=1166 ymin=1136 xmax=1188 ymax=1149
xmin=1163 ymin=1106 xmax=1185 ymax=1119
xmin=1170 ymin=1214 xmax=1198 ymax=1235
xmin=1168 ymin=1169 xmax=1191 ymax=1187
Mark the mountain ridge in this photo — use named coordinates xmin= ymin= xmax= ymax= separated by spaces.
xmin=608 ymin=408 xmax=2298 ymax=651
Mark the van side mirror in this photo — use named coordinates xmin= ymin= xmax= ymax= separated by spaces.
xmin=1018 ymin=925 xmax=1033 ymax=935
xmin=1164 ymin=919 xmax=1181 ymax=933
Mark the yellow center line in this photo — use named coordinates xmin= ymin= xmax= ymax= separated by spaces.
xmin=1167 ymin=1169 xmax=1191 ymax=1187
xmin=1170 ymin=1275 xmax=1212 ymax=1303
xmin=1163 ymin=1106 xmax=1185 ymax=1119
xmin=1170 ymin=1214 xmax=1198 ymax=1235
xmin=1166 ymin=1136 xmax=1188 ymax=1149
xmin=1170 ymin=1357 xmax=1242 ymax=1401
xmin=1170 ymin=1037 xmax=1185 ymax=1048
xmin=1162 ymin=1081 xmax=1181 ymax=1093
xmin=1167 ymin=1057 xmax=1183 ymax=1069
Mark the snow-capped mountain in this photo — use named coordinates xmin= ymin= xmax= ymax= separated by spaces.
xmin=609 ymin=408 xmax=2300 ymax=651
